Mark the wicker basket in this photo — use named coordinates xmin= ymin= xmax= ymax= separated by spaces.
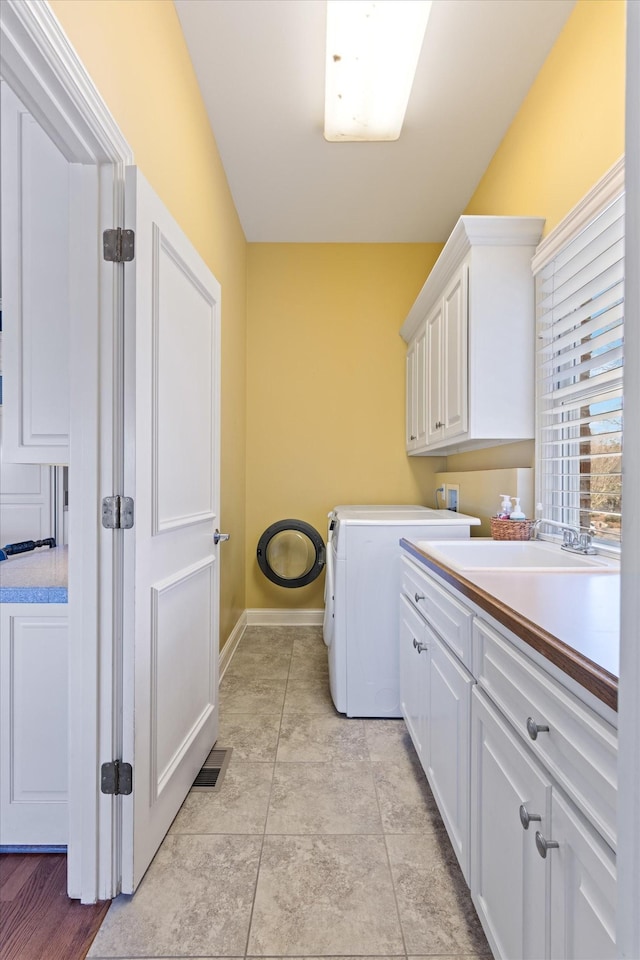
xmin=490 ymin=517 xmax=535 ymax=541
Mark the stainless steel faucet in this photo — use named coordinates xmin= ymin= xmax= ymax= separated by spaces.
xmin=533 ymin=517 xmax=597 ymax=555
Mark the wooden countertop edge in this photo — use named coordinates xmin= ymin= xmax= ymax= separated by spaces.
xmin=400 ymin=539 xmax=618 ymax=713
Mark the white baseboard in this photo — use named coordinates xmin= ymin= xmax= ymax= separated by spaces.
xmin=245 ymin=608 xmax=324 ymax=626
xmin=218 ymin=610 xmax=247 ymax=681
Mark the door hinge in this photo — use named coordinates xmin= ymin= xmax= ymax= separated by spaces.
xmin=102 ymin=495 xmax=134 ymax=529
xmin=101 ymin=760 xmax=133 ymax=796
xmin=103 ymin=227 xmax=135 ymax=262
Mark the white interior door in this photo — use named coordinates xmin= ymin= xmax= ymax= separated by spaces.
xmin=121 ymin=168 xmax=221 ymax=893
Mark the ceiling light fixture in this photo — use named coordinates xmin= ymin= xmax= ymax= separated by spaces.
xmin=324 ymin=0 xmax=432 ymax=143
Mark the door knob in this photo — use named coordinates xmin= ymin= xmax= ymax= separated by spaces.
xmin=214 ymin=530 xmax=230 ymax=544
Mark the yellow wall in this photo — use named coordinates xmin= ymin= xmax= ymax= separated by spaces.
xmin=246 ymin=244 xmax=445 ymax=609
xmin=49 ymin=0 xmax=248 ymax=645
xmin=451 ymin=0 xmax=625 ymax=483
xmin=466 ymin=0 xmax=625 ymax=234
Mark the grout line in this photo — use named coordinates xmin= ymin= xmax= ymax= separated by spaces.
xmin=241 ymin=625 xmax=291 ymax=959
xmin=370 ymin=739 xmax=411 ymax=960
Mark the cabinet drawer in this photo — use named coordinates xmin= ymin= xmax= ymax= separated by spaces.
xmin=401 ymin=557 xmax=473 ymax=669
xmin=473 ymin=618 xmax=617 ymax=849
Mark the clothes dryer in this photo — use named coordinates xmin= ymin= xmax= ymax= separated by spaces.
xmin=323 ymin=505 xmax=480 ymax=717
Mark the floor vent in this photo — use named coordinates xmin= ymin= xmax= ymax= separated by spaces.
xmin=191 ymin=747 xmax=232 ymax=792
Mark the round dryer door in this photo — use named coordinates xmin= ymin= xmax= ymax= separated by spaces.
xmin=256 ymin=519 xmax=325 ymax=588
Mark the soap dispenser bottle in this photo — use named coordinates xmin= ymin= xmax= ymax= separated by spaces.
xmin=499 ymin=494 xmax=513 ymax=519
xmin=510 ymin=497 xmax=526 ymax=520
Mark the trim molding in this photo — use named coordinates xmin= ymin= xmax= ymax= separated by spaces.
xmin=218 ymin=611 xmax=247 ymax=681
xmin=532 ymin=157 xmax=625 ymax=274
xmin=246 ymin=608 xmax=324 ymax=626
xmin=401 ymin=215 xmax=545 ymax=342
xmin=0 ymin=0 xmax=133 ymax=164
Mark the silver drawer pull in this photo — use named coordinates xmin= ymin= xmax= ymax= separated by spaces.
xmin=412 ymin=637 xmax=418 ymax=649
xmin=414 ymin=592 xmax=425 ymax=602
xmin=519 ymin=804 xmax=542 ymax=830
xmin=416 ymin=641 xmax=428 ymax=654
xmin=535 ymin=831 xmax=559 ymax=859
xmin=526 ymin=717 xmax=550 ymax=741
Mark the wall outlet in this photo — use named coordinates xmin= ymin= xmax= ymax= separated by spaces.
xmin=445 ymin=483 xmax=460 ymax=512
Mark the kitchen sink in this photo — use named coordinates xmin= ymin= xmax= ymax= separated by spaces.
xmin=411 ymin=538 xmax=619 ymax=573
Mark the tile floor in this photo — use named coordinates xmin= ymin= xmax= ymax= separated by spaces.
xmin=88 ymin=625 xmax=491 ymax=960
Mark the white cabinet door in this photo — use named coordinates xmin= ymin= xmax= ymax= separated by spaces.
xmin=471 ymin=687 xmax=551 ymax=960
xmin=0 ymin=605 xmax=68 ymax=845
xmin=415 ymin=324 xmax=427 ymax=448
xmin=426 ymin=300 xmax=443 ymax=446
xmin=442 ymin=265 xmax=468 ymax=440
xmin=405 ymin=338 xmax=417 ymax=449
xmin=548 ymin=789 xmax=616 ymax=960
xmin=121 ymin=168 xmax=221 ymax=893
xmin=0 ymin=82 xmax=70 ymax=464
xmin=399 ymin=594 xmax=428 ymax=760
xmin=405 ymin=324 xmax=427 ymax=452
xmin=426 ymin=628 xmax=474 ymax=882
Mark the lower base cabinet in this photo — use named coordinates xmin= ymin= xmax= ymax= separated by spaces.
xmin=0 ymin=604 xmax=68 ymax=845
xmin=471 ymin=687 xmax=616 ymax=960
xmin=399 ymin=551 xmax=617 ymax=960
xmin=471 ymin=686 xmax=551 ymax=960
xmin=399 ymin=593 xmax=473 ymax=882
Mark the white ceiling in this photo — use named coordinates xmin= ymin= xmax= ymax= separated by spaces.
xmin=175 ymin=0 xmax=576 ymax=243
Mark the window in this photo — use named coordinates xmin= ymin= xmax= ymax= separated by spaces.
xmin=535 ymin=190 xmax=624 ymax=549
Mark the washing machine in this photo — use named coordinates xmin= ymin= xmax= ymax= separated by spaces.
xmin=323 ymin=505 xmax=480 ymax=717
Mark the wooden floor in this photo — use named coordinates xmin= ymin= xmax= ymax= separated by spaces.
xmin=0 ymin=853 xmax=111 ymax=960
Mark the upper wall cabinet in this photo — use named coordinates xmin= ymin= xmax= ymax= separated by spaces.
xmin=401 ymin=217 xmax=544 ymax=456
xmin=1 ymin=82 xmax=70 ymax=464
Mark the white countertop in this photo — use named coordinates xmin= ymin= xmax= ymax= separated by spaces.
xmin=401 ymin=538 xmax=619 ymax=710
xmin=0 ymin=546 xmax=68 ymax=602
xmin=463 ymin=569 xmax=619 ymax=678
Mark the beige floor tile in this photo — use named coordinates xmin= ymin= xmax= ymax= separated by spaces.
xmin=216 ymin=712 xmax=281 ymax=761
xmin=87 ymin=834 xmax=262 ymax=958
xmin=224 ymin=645 xmax=292 ymax=679
xmin=387 ymin=830 xmax=491 ymax=956
xmin=288 ymin=636 xmax=329 ymax=679
xmin=266 ymin=761 xmax=382 ymax=834
xmin=219 ymin=675 xmax=286 ymax=714
xmin=364 ymin=717 xmax=415 ymax=761
xmin=247 ymin=835 xmax=404 ymax=956
xmin=283 ymin=677 xmax=337 ymax=715
xmin=372 ymin=757 xmax=441 ymax=833
xmin=276 ymin=713 xmax=368 ymax=761
xmin=170 ymin=761 xmax=273 ymax=834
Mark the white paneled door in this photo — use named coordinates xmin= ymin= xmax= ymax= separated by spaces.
xmin=121 ymin=169 xmax=221 ymax=892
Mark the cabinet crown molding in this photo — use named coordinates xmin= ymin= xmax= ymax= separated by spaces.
xmin=400 ymin=215 xmax=544 ymax=343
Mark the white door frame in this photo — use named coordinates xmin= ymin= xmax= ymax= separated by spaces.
xmin=617 ymin=3 xmax=640 ymax=957
xmin=0 ymin=0 xmax=132 ymax=902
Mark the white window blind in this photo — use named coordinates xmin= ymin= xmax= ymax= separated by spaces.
xmin=536 ymin=193 xmax=624 ymax=547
